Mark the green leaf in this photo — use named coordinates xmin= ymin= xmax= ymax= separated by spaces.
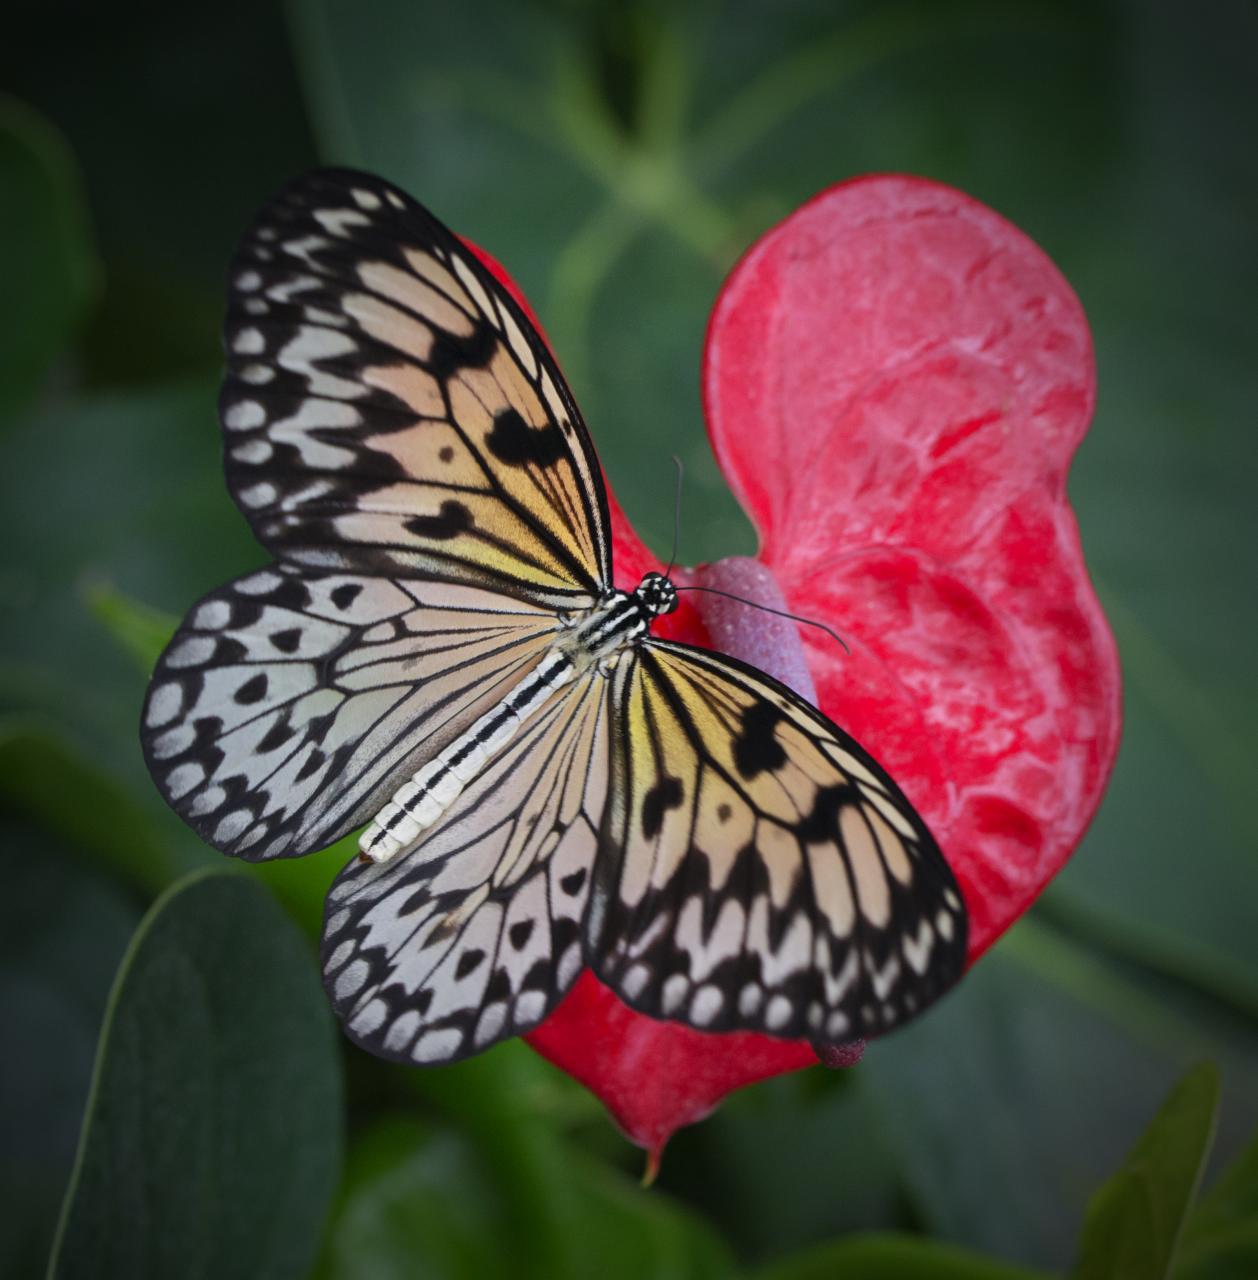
xmin=316 ymin=1117 xmax=511 ymax=1280
xmin=319 ymin=1114 xmax=730 ymax=1280
xmin=85 ymin=581 xmax=177 ymax=673
xmin=754 ymin=1232 xmax=1054 ymax=1280
xmin=0 ymin=716 xmax=175 ymax=893
xmin=862 ymin=923 xmax=1258 ymax=1271
xmin=49 ymin=870 xmax=343 ymax=1279
xmin=1175 ymin=1123 xmax=1258 ymax=1279
xmin=0 ymin=95 xmax=97 ymax=423
xmin=0 ymin=832 xmax=139 ymax=1280
xmin=1071 ymin=1063 xmax=1220 ymax=1280
xmin=656 ymin=1069 xmax=903 ymax=1260
xmin=0 ymin=381 xmax=259 ymax=807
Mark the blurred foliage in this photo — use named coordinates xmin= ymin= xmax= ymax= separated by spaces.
xmin=49 ymin=872 xmax=342 ymax=1280
xmin=1 ymin=0 xmax=1256 ymax=1276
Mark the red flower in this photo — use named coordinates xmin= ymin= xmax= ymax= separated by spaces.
xmin=469 ymin=175 xmax=1121 ymax=1163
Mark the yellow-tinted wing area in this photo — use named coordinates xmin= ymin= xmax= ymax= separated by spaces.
xmin=589 ymin=640 xmax=968 ymax=1045
xmin=219 ymin=169 xmax=610 ymax=609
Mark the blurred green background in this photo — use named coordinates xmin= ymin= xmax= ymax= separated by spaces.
xmin=2 ymin=1 xmax=1256 ymax=1277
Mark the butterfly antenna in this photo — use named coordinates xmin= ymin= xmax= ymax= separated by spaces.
xmin=664 ymin=455 xmax=684 ymax=580
xmin=674 ymin=584 xmax=852 ymax=656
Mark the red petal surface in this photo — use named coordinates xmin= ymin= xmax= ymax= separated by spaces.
xmin=465 ymin=178 xmax=1121 ymax=1156
xmin=704 ymin=176 xmax=1121 ymax=958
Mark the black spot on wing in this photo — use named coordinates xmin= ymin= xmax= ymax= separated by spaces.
xmin=486 ymin=407 xmax=566 ymax=468
xmin=404 ymin=499 xmax=473 ymax=540
xmin=235 ymin=673 xmax=269 ymax=705
xmin=733 ymin=700 xmax=787 ymax=778
xmin=330 ymin=583 xmax=362 ymax=610
xmin=270 ymin=627 xmax=302 ymax=654
xmin=641 ymin=775 xmax=684 ymax=839
xmin=455 ymin=949 xmax=486 ymax=980
xmin=559 ymin=867 xmax=586 ymax=897
xmin=509 ymin=920 xmax=534 ymax=950
xmin=295 ymin=748 xmax=325 ymax=782
xmin=427 ymin=317 xmax=497 ymax=380
xmin=798 ymin=783 xmax=860 ymax=843
xmin=258 ymin=721 xmax=295 ymax=753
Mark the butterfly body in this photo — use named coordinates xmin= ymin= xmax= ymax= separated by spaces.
xmin=141 ymin=168 xmax=968 ymax=1067
xmin=359 ymin=573 xmax=676 ymax=864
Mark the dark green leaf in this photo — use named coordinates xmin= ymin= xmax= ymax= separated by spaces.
xmin=85 ymin=582 xmax=177 ymax=674
xmin=1175 ymin=1123 xmax=1258 ymax=1279
xmin=656 ymin=1069 xmax=903 ymax=1260
xmin=0 ymin=381 xmax=259 ymax=813
xmin=317 ymin=1117 xmax=511 ymax=1280
xmin=754 ymin=1231 xmax=1054 ymax=1280
xmin=0 ymin=830 xmax=138 ymax=1280
xmin=0 ymin=95 xmax=96 ymax=423
xmin=49 ymin=870 xmax=342 ymax=1279
xmin=0 ymin=716 xmax=174 ymax=893
xmin=1071 ymin=1062 xmax=1219 ymax=1279
xmin=863 ymin=924 xmax=1258 ymax=1271
xmin=320 ymin=1108 xmax=730 ymax=1280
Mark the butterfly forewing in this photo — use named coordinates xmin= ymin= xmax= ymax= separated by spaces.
xmin=220 ymin=169 xmax=610 ymax=607
xmin=322 ymin=670 xmax=611 ymax=1064
xmin=141 ymin=565 xmax=564 ymax=859
xmin=588 ymin=641 xmax=967 ymax=1045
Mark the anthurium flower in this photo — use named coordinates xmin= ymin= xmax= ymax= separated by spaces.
xmin=468 ymin=175 xmax=1121 ymax=1162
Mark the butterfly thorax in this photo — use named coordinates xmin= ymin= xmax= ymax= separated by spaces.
xmin=559 ymin=573 xmax=678 ymax=671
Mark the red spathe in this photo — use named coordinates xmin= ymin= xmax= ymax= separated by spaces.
xmin=468 ymin=174 xmax=1121 ymax=1158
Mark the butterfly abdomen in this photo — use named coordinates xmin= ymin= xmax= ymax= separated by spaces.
xmin=358 ymin=585 xmax=659 ymax=865
xmin=358 ymin=645 xmax=579 ymax=862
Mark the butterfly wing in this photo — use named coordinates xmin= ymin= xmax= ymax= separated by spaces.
xmin=588 ymin=640 xmax=967 ymax=1045
xmin=220 ymin=168 xmax=611 ymax=608
xmin=322 ymin=669 xmax=611 ymax=1064
xmin=143 ymin=169 xmax=620 ymax=860
xmin=141 ymin=564 xmax=565 ymax=860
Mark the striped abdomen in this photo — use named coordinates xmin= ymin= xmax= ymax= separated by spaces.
xmin=358 ymin=589 xmax=650 ymax=864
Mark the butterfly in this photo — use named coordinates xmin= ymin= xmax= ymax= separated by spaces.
xmin=141 ymin=169 xmax=967 ymax=1066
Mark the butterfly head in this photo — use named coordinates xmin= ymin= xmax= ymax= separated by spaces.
xmin=634 ymin=572 xmax=679 ymax=618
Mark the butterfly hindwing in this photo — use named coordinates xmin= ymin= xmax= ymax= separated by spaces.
xmin=588 ymin=640 xmax=967 ymax=1045
xmin=322 ymin=669 xmax=612 ymax=1064
xmin=219 ymin=168 xmax=610 ymax=607
xmin=141 ymin=564 xmax=564 ymax=860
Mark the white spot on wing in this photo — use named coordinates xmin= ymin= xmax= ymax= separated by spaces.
xmin=313 ymin=207 xmax=370 ymax=237
xmin=223 ymin=400 xmax=265 ymax=431
xmin=146 ymin=681 xmax=182 ymax=727
xmin=166 ymin=762 xmax=205 ymax=798
xmin=661 ymin=973 xmax=688 ymax=1015
xmin=690 ymin=985 xmax=723 ymax=1026
xmin=233 ymin=328 xmax=265 ymax=355
xmin=514 ymin=990 xmax=546 ymax=1025
xmin=413 ymin=1028 xmax=463 ymax=1063
xmin=232 ymin=439 xmax=274 ymax=465
xmin=239 ymin=482 xmax=278 ymax=509
xmin=765 ymin=994 xmax=793 ymax=1030
xmin=195 ymin=599 xmax=231 ymax=629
